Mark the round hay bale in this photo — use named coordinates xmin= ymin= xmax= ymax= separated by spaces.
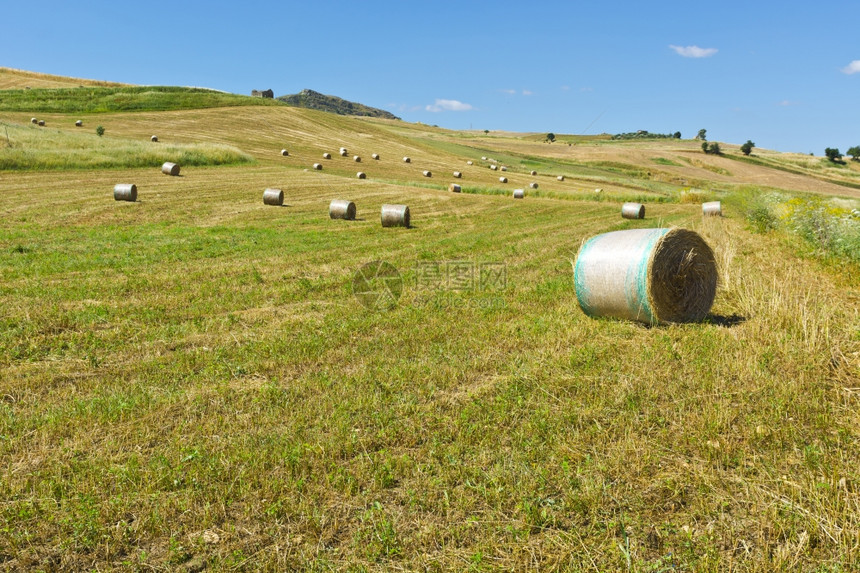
xmin=531 ymin=170 xmax=537 ymax=176
xmin=529 ymin=182 xmax=538 ymax=189
xmin=281 ymin=149 xmax=289 ymax=156
xmin=372 ymin=153 xmax=380 ymax=160
xmin=381 ymin=204 xmax=410 ymax=228
xmin=30 ymin=117 xmax=37 ymax=124
xmin=467 ymin=161 xmax=473 ymax=165
xmin=330 ymin=199 xmax=357 ymax=220
xmin=357 ymin=171 xmax=366 ymax=179
xmin=453 ymin=171 xmax=462 ymax=178
xmin=323 ymin=152 xmax=332 ymax=159
xmin=403 ymin=156 xmax=411 ymax=163
xmin=490 ymin=165 xmax=498 ymax=171
xmin=622 ymin=202 xmax=645 ymax=219
xmin=113 ymin=184 xmax=137 ymax=202
xmin=557 ymin=175 xmax=564 ymax=181
xmin=481 ymin=156 xmax=487 ymax=160
xmin=513 ymin=189 xmax=525 ymax=199
xmin=449 ymin=183 xmax=462 ymax=193
xmin=151 ymin=135 xmax=158 ymax=142
xmin=702 ymin=201 xmax=722 ymax=217
xmin=340 ymin=147 xmax=348 ymax=156
xmin=595 ymin=188 xmax=603 ymax=194
xmin=263 ymin=188 xmax=284 ymax=206
xmin=37 ymin=120 xmax=45 ymax=126
xmin=499 ymin=176 xmax=508 ymax=183
xmin=423 ymin=170 xmax=432 ymax=177
xmin=354 ymin=155 xmax=361 ymax=162
xmin=161 ymin=162 xmax=180 ymax=176
xmin=313 ymin=163 xmax=322 ymax=170
xmin=500 ymin=166 xmax=508 ymax=172
xmin=75 ymin=120 xmax=83 ymax=127
xmin=573 ymin=228 xmax=717 ymax=324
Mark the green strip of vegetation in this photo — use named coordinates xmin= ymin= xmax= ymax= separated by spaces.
xmin=0 ymin=86 xmax=284 ymax=113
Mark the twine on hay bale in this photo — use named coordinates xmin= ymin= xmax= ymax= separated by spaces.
xmin=403 ymin=156 xmax=411 ymax=163
xmin=513 ymin=189 xmax=525 ymax=199
xmin=313 ymin=163 xmax=322 ymax=170
xmin=622 ymin=202 xmax=645 ymax=219
xmin=453 ymin=171 xmax=462 ymax=178
xmin=372 ymin=153 xmax=380 ymax=160
xmin=330 ymin=199 xmax=357 ymax=220
xmin=529 ymin=182 xmax=538 ymax=189
xmin=281 ymin=149 xmax=289 ymax=156
xmin=499 ymin=176 xmax=508 ymax=183
xmin=354 ymin=155 xmax=361 ymax=162
xmin=531 ymin=170 xmax=537 ymax=176
xmin=323 ymin=152 xmax=332 ymax=159
xmin=573 ymin=228 xmax=717 ymax=324
xmin=113 ymin=184 xmax=137 ymax=202
xmin=151 ymin=135 xmax=158 ymax=142
xmin=263 ymin=188 xmax=284 ymax=206
xmin=357 ymin=172 xmax=366 ymax=179
xmin=557 ymin=175 xmax=564 ymax=181
xmin=381 ymin=204 xmax=410 ymax=228
xmin=449 ymin=183 xmax=461 ymax=193
xmin=702 ymin=201 xmax=722 ymax=217
xmin=161 ymin=162 xmax=180 ymax=176
xmin=423 ymin=170 xmax=432 ymax=177
xmin=75 ymin=120 xmax=83 ymax=127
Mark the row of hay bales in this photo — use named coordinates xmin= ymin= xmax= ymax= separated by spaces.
xmin=31 ymin=118 xmax=86 ymax=127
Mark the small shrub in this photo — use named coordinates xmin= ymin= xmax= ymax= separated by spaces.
xmin=96 ymin=126 xmax=104 ymax=137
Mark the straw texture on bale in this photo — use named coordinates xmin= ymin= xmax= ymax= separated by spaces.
xmin=513 ymin=189 xmax=525 ymax=199
xmin=354 ymin=155 xmax=361 ymax=162
xmin=529 ymin=182 xmax=538 ymax=189
xmin=151 ymin=135 xmax=158 ymax=142
xmin=573 ymin=228 xmax=718 ymax=324
xmin=281 ymin=149 xmax=289 ymax=156
xmin=357 ymin=172 xmax=366 ymax=179
xmin=263 ymin=188 xmax=284 ymax=206
xmin=381 ymin=204 xmax=410 ymax=228
xmin=323 ymin=152 xmax=332 ymax=159
xmin=38 ymin=120 xmax=45 ymax=126
xmin=313 ymin=163 xmax=322 ymax=170
xmin=113 ymin=184 xmax=137 ymax=202
xmin=75 ymin=120 xmax=83 ymax=127
xmin=453 ymin=171 xmax=462 ymax=178
xmin=330 ymin=199 xmax=357 ymax=220
xmin=499 ymin=176 xmax=508 ymax=183
xmin=449 ymin=183 xmax=461 ymax=193
xmin=372 ymin=153 xmax=380 ymax=160
xmin=557 ymin=175 xmax=564 ymax=181
xmin=702 ymin=201 xmax=722 ymax=217
xmin=161 ymin=162 xmax=180 ymax=176
xmin=423 ymin=170 xmax=432 ymax=177
xmin=403 ymin=156 xmax=411 ymax=163
xmin=622 ymin=202 xmax=645 ymax=219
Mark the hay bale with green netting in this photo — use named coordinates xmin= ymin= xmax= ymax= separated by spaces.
xmin=161 ymin=162 xmax=180 ymax=176
xmin=573 ymin=228 xmax=717 ymax=324
xmin=330 ymin=199 xmax=356 ymax=220
xmin=622 ymin=202 xmax=645 ymax=219
xmin=381 ymin=204 xmax=410 ymax=228
xmin=113 ymin=184 xmax=137 ymax=202
xmin=263 ymin=188 xmax=284 ymax=205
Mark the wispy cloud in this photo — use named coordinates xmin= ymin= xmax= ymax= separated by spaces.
xmin=500 ymin=89 xmax=516 ymax=95
xmin=580 ymin=87 xmax=593 ymax=92
xmin=522 ymin=90 xmax=533 ymax=96
xmin=778 ymin=100 xmax=797 ymax=106
xmin=426 ymin=99 xmax=473 ymax=112
xmin=669 ymin=45 xmax=718 ymax=58
xmin=842 ymin=60 xmax=860 ymax=74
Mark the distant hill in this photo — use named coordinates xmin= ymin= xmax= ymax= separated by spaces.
xmin=277 ymin=89 xmax=399 ymax=120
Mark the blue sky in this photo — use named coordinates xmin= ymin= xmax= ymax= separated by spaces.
xmin=3 ymin=0 xmax=858 ymax=154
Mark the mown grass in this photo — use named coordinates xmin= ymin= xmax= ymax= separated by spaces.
xmin=0 ymin=86 xmax=283 ymax=114
xmin=1 ymin=105 xmax=859 ymax=571
xmin=0 ymin=121 xmax=252 ymax=170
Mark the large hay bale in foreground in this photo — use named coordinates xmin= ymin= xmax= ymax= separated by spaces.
xmin=113 ymin=184 xmax=137 ymax=202
xmin=263 ymin=188 xmax=284 ymax=206
xmin=513 ymin=189 xmax=525 ymax=199
xmin=161 ymin=162 xmax=180 ymax=176
xmin=574 ymin=228 xmax=717 ymax=324
xmin=702 ymin=201 xmax=722 ymax=217
xmin=449 ymin=183 xmax=461 ymax=193
xmin=330 ymin=199 xmax=357 ymax=220
xmin=622 ymin=202 xmax=645 ymax=219
xmin=381 ymin=204 xmax=410 ymax=228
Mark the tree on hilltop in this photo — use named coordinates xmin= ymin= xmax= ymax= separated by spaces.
xmin=825 ymin=147 xmax=843 ymax=162
xmin=740 ymin=140 xmax=755 ymax=156
xmin=546 ymin=132 xmax=555 ymax=143
xmin=847 ymin=146 xmax=860 ymax=161
xmin=673 ymin=131 xmax=681 ymax=139
xmin=696 ymin=129 xmax=707 ymax=141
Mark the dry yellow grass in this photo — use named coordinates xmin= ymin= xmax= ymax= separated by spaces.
xmin=0 ymin=66 xmax=129 ymax=90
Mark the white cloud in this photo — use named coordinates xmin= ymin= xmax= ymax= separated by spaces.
xmin=842 ymin=60 xmax=860 ymax=74
xmin=778 ymin=100 xmax=796 ymax=106
xmin=500 ymin=89 xmax=516 ymax=95
xmin=426 ymin=99 xmax=474 ymax=112
xmin=580 ymin=87 xmax=593 ymax=92
xmin=522 ymin=90 xmax=533 ymax=96
xmin=669 ymin=45 xmax=718 ymax=58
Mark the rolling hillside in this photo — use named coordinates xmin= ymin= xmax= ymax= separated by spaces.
xmin=0 ymin=72 xmax=858 ymax=571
